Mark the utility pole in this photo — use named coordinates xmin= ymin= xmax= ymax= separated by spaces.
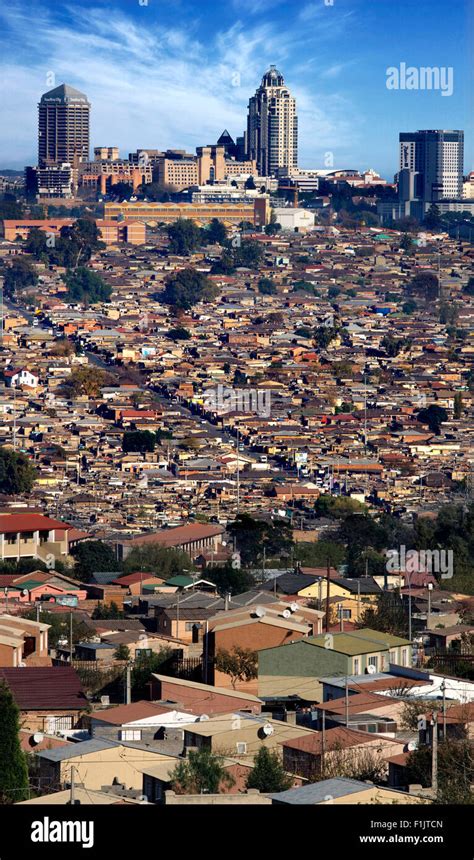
xmin=431 ymin=710 xmax=438 ymax=798
xmin=70 ymin=765 xmax=75 ymax=805
xmin=126 ymin=661 xmax=132 ymax=705
xmin=345 ymin=675 xmax=349 ymax=727
xmin=236 ymin=424 xmax=240 ymax=516
xmin=69 ymin=610 xmax=73 ymax=664
xmin=321 ymin=708 xmax=326 ymax=778
xmin=325 ymin=558 xmax=331 ymax=632
xmin=441 ymin=679 xmax=447 ymax=740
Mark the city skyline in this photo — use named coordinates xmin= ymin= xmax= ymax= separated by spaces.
xmin=0 ymin=0 xmax=472 ymax=176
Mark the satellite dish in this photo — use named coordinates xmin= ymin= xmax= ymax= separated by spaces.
xmin=100 ymin=696 xmax=110 ymax=706
xmin=199 ymin=714 xmax=210 ymax=722
xmin=33 ymin=733 xmax=44 ymax=744
xmin=289 ymin=603 xmax=299 ymax=613
xmin=19 ymin=661 xmax=26 ymax=668
xmin=262 ymin=723 xmax=274 ymax=736
xmin=366 ymin=665 xmax=377 ymax=674
xmin=254 ymin=606 xmax=266 ymax=618
xmin=282 ymin=609 xmax=291 ymax=619
xmin=22 ymin=589 xmax=28 ymax=596
xmin=406 ymin=741 xmax=417 ymax=752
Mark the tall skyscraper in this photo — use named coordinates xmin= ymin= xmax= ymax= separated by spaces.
xmin=38 ymin=83 xmax=90 ymax=168
xmin=247 ymin=66 xmax=297 ymax=177
xmin=399 ymin=130 xmax=464 ymax=202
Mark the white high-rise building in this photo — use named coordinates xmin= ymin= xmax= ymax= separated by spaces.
xmin=247 ymin=66 xmax=298 ymax=177
xmin=399 ymin=130 xmax=464 ymax=202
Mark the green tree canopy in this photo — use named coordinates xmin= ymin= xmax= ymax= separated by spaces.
xmin=215 ymin=646 xmax=258 ymax=689
xmin=169 ymin=748 xmax=235 ymax=795
xmin=227 ymin=513 xmax=293 ymax=567
xmin=3 ymin=257 xmax=38 ymax=295
xmin=0 ymin=680 xmax=29 ymax=803
xmin=246 ymin=747 xmax=293 ymax=793
xmin=0 ymin=448 xmax=37 ymax=495
xmin=203 ymin=218 xmax=227 ymax=245
xmin=63 ymin=267 xmax=111 ymax=305
xmin=71 ymin=540 xmax=120 ymax=583
xmin=122 ymin=430 xmax=156 ymax=453
xmin=161 ymin=268 xmax=219 ymax=310
xmin=122 ymin=544 xmax=193 ymax=577
xmin=167 ymin=218 xmax=203 ymax=255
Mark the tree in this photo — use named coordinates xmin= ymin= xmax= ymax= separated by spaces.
xmin=3 ymin=258 xmax=38 ymax=295
xmin=228 ymin=514 xmax=293 ymax=567
xmin=424 ymin=204 xmax=442 ymax=231
xmin=232 ymin=239 xmax=264 ymax=270
xmin=0 ymin=448 xmax=37 ymax=495
xmin=131 ymin=648 xmax=172 ymax=698
xmin=356 ymin=592 xmax=408 ymax=637
xmin=258 ymin=277 xmax=277 ymax=295
xmin=400 ymin=233 xmax=413 ymax=252
xmin=63 ymin=366 xmax=112 ymax=398
xmin=122 ymin=430 xmax=156 ymax=453
xmin=402 ymin=299 xmax=417 ymax=315
xmin=122 ymin=544 xmax=193 ymax=577
xmin=63 ymin=267 xmax=111 ymax=305
xmin=161 ymin=268 xmax=219 ymax=311
xmin=71 ymin=540 xmax=120 ymax=583
xmin=246 ymin=747 xmax=293 ymax=792
xmin=109 ymin=181 xmax=134 ymax=200
xmin=454 ymin=392 xmax=463 ymax=419
xmin=408 ymin=272 xmax=439 ymax=301
xmin=167 ymin=326 xmax=191 ymax=341
xmin=114 ymin=644 xmax=131 ymax=661
xmin=417 ymin=404 xmax=448 ymax=435
xmin=167 ymin=219 xmax=202 ymax=255
xmin=169 ymin=748 xmax=235 ymax=795
xmin=314 ymin=495 xmax=366 ymax=519
xmin=203 ymin=218 xmax=227 ymax=245
xmin=215 ymin=646 xmax=257 ymax=689
xmin=381 ymin=333 xmax=406 ymax=357
xmin=464 ymin=277 xmax=474 ymax=296
xmin=0 ymin=680 xmax=29 ymax=803
xmin=91 ymin=601 xmax=123 ymax=619
xmin=207 ymin=563 xmax=256 ymax=596
xmin=406 ymin=739 xmax=473 ymax=803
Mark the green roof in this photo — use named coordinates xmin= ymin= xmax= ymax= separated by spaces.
xmin=166 ymin=575 xmax=194 ymax=587
xmin=305 ymin=628 xmax=409 ymax=656
xmin=13 ymin=579 xmax=46 ymax=591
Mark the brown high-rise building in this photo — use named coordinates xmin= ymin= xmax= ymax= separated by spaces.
xmin=38 ymin=83 xmax=90 ymax=168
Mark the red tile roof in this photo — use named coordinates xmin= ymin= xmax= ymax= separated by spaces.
xmin=122 ymin=523 xmax=224 ymax=548
xmin=0 ymin=667 xmax=87 ymax=711
xmin=0 ymin=514 xmax=72 ymax=534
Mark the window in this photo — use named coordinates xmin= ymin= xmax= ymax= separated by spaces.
xmin=22 ymin=532 xmax=34 ymax=543
xmin=136 ymin=648 xmax=152 ymax=658
xmin=368 ymin=655 xmax=378 ymax=671
xmin=353 ymin=658 xmax=360 ymax=675
xmin=120 ymin=729 xmax=141 ymax=741
xmin=236 ymin=742 xmax=247 ymax=755
xmin=401 ymin=648 xmax=409 ymax=667
xmin=6 ymin=533 xmax=17 ymax=545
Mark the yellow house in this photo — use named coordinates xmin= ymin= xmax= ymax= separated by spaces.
xmin=37 ymin=739 xmax=176 ymax=792
xmin=298 ymin=577 xmax=380 ymax=623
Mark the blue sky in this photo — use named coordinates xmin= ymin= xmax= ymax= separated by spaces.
xmin=0 ymin=0 xmax=472 ymax=177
